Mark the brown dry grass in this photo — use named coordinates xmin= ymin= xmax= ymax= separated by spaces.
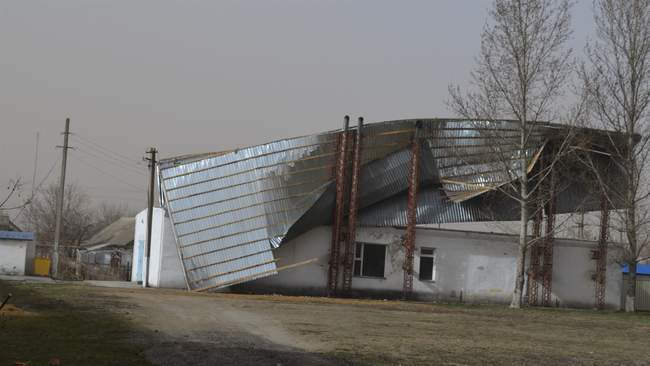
xmin=2 ymin=280 xmax=650 ymax=366
xmin=0 ymin=303 xmax=33 ymax=316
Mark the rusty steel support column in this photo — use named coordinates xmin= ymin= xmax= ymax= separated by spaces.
xmin=342 ymin=117 xmax=364 ymax=294
xmin=327 ymin=116 xmax=350 ymax=296
xmin=402 ymin=123 xmax=420 ymax=299
xmin=541 ymin=162 xmax=557 ymax=306
xmin=595 ymin=195 xmax=609 ymax=309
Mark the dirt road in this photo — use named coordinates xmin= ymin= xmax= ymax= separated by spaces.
xmin=2 ymin=279 xmax=650 ymax=365
xmin=119 ymin=289 xmax=340 ymax=365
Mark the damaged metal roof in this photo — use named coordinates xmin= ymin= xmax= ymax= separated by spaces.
xmin=157 ymin=118 xmax=613 ymax=291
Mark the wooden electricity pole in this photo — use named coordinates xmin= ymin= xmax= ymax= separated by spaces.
xmin=52 ymin=118 xmax=71 ymax=278
xmin=143 ymin=147 xmax=157 ymax=288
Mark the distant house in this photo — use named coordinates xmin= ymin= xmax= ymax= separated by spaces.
xmin=81 ymin=217 xmax=135 ymax=280
xmin=0 ymin=215 xmax=35 ymax=275
xmin=0 ymin=214 xmax=22 ymax=231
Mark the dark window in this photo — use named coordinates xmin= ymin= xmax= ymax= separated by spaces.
xmin=353 ymin=243 xmax=362 ymax=277
xmin=419 ymin=247 xmax=436 ymax=281
xmin=353 ymin=243 xmax=386 ymax=278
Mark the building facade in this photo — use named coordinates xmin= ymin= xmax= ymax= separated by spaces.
xmin=0 ymin=230 xmax=35 ymax=276
xmin=236 ymin=226 xmax=622 ymax=309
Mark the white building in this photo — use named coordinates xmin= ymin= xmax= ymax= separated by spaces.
xmin=0 ymin=230 xmax=35 ymax=276
xmin=131 ymin=208 xmax=186 ymax=289
xmin=235 ymin=226 xmax=622 ymax=309
xmin=153 ymin=118 xmax=629 ymax=309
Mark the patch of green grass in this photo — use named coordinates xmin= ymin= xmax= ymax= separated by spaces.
xmin=0 ymin=281 xmax=150 ymax=366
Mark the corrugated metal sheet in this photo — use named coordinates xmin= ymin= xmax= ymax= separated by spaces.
xmin=159 ymin=132 xmax=340 ymax=291
xmin=358 ymin=189 xmax=489 ymax=227
xmin=157 ymin=118 xmax=612 ymax=291
xmin=426 ymin=120 xmax=545 ymax=202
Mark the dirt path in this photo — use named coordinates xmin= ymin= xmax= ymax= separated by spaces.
xmin=107 ymin=289 xmax=342 ymax=365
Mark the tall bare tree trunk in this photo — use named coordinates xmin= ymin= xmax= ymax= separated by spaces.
xmin=511 ymin=199 xmax=529 ymax=308
xmin=448 ymin=0 xmax=573 ymax=309
xmin=512 ymin=120 xmax=530 ymax=308
xmin=626 ymin=262 xmax=637 ymax=312
xmin=580 ymin=0 xmax=650 ymax=313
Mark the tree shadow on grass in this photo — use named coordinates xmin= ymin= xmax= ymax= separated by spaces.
xmin=0 ymin=280 xmax=150 ymax=366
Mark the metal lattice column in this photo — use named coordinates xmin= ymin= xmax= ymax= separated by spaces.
xmin=595 ymin=196 xmax=609 ymax=309
xmin=327 ymin=116 xmax=350 ymax=296
xmin=402 ymin=124 xmax=420 ymax=299
xmin=342 ymin=118 xmax=364 ymax=294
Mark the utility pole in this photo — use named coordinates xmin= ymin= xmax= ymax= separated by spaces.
xmin=52 ymin=118 xmax=71 ymax=278
xmin=143 ymin=147 xmax=157 ymax=288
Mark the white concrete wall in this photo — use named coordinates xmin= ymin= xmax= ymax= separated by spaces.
xmin=239 ymin=226 xmax=622 ymax=309
xmin=157 ymin=215 xmax=187 ymax=289
xmin=147 ymin=208 xmax=166 ymax=287
xmin=132 ymin=208 xmax=186 ymax=289
xmin=0 ymin=239 xmax=28 ymax=275
xmin=550 ymin=241 xmax=622 ymax=308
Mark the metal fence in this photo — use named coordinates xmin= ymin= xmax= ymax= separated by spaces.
xmin=33 ymin=245 xmax=131 ymax=281
xmin=34 ymin=244 xmax=82 ymax=280
xmin=636 ymin=276 xmax=650 ymax=311
xmin=81 ymin=262 xmax=131 ymax=281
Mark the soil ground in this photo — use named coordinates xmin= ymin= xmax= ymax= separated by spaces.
xmin=1 ymin=279 xmax=649 ymax=366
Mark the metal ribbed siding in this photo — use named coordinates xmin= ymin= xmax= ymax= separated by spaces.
xmin=426 ymin=120 xmax=544 ymax=202
xmin=358 ymin=189 xmax=488 ymax=226
xmin=160 ymin=132 xmax=340 ymax=291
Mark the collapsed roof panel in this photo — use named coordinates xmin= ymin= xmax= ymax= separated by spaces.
xmin=159 ymin=132 xmax=340 ymax=291
xmin=158 ymin=118 xmax=620 ymax=291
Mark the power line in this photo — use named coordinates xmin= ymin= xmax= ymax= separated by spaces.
xmin=74 ymin=145 xmax=147 ymax=177
xmin=72 ymin=136 xmax=146 ymax=171
xmin=71 ymin=135 xmax=144 ymax=170
xmin=71 ymin=154 xmax=146 ymax=192
xmin=86 ymin=194 xmax=147 ymax=202
xmin=72 ymin=134 xmax=145 ymax=168
xmin=80 ymin=185 xmax=144 ymax=194
xmin=33 ymin=158 xmax=61 ymax=192
xmin=12 ymin=157 xmax=61 ymax=221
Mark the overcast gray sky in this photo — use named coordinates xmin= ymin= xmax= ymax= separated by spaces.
xmin=0 ymin=0 xmax=594 ymax=214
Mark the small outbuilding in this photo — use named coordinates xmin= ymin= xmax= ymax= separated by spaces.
xmin=131 ymin=208 xmax=186 ymax=289
xmin=0 ymin=230 xmax=35 ymax=276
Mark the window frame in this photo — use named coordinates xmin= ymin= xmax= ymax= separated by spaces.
xmin=418 ymin=247 xmax=436 ymax=282
xmin=352 ymin=242 xmax=387 ymax=279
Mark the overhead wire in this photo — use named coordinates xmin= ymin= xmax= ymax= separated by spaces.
xmin=80 ymin=185 xmax=144 ymax=194
xmin=73 ymin=145 xmax=147 ymax=177
xmin=71 ymin=154 xmax=146 ymax=192
xmin=71 ymin=136 xmax=146 ymax=174
xmin=85 ymin=194 xmax=147 ymax=202
xmin=12 ymin=157 xmax=61 ymax=221
xmin=72 ymin=133 xmax=146 ymax=167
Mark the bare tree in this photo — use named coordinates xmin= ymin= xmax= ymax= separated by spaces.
xmin=92 ymin=202 xmax=137 ymax=236
xmin=0 ymin=178 xmax=28 ymax=212
xmin=448 ymin=0 xmax=574 ymax=308
xmin=25 ymin=183 xmax=96 ymax=245
xmin=24 ymin=184 xmax=137 ymax=246
xmin=580 ymin=0 xmax=650 ymax=312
